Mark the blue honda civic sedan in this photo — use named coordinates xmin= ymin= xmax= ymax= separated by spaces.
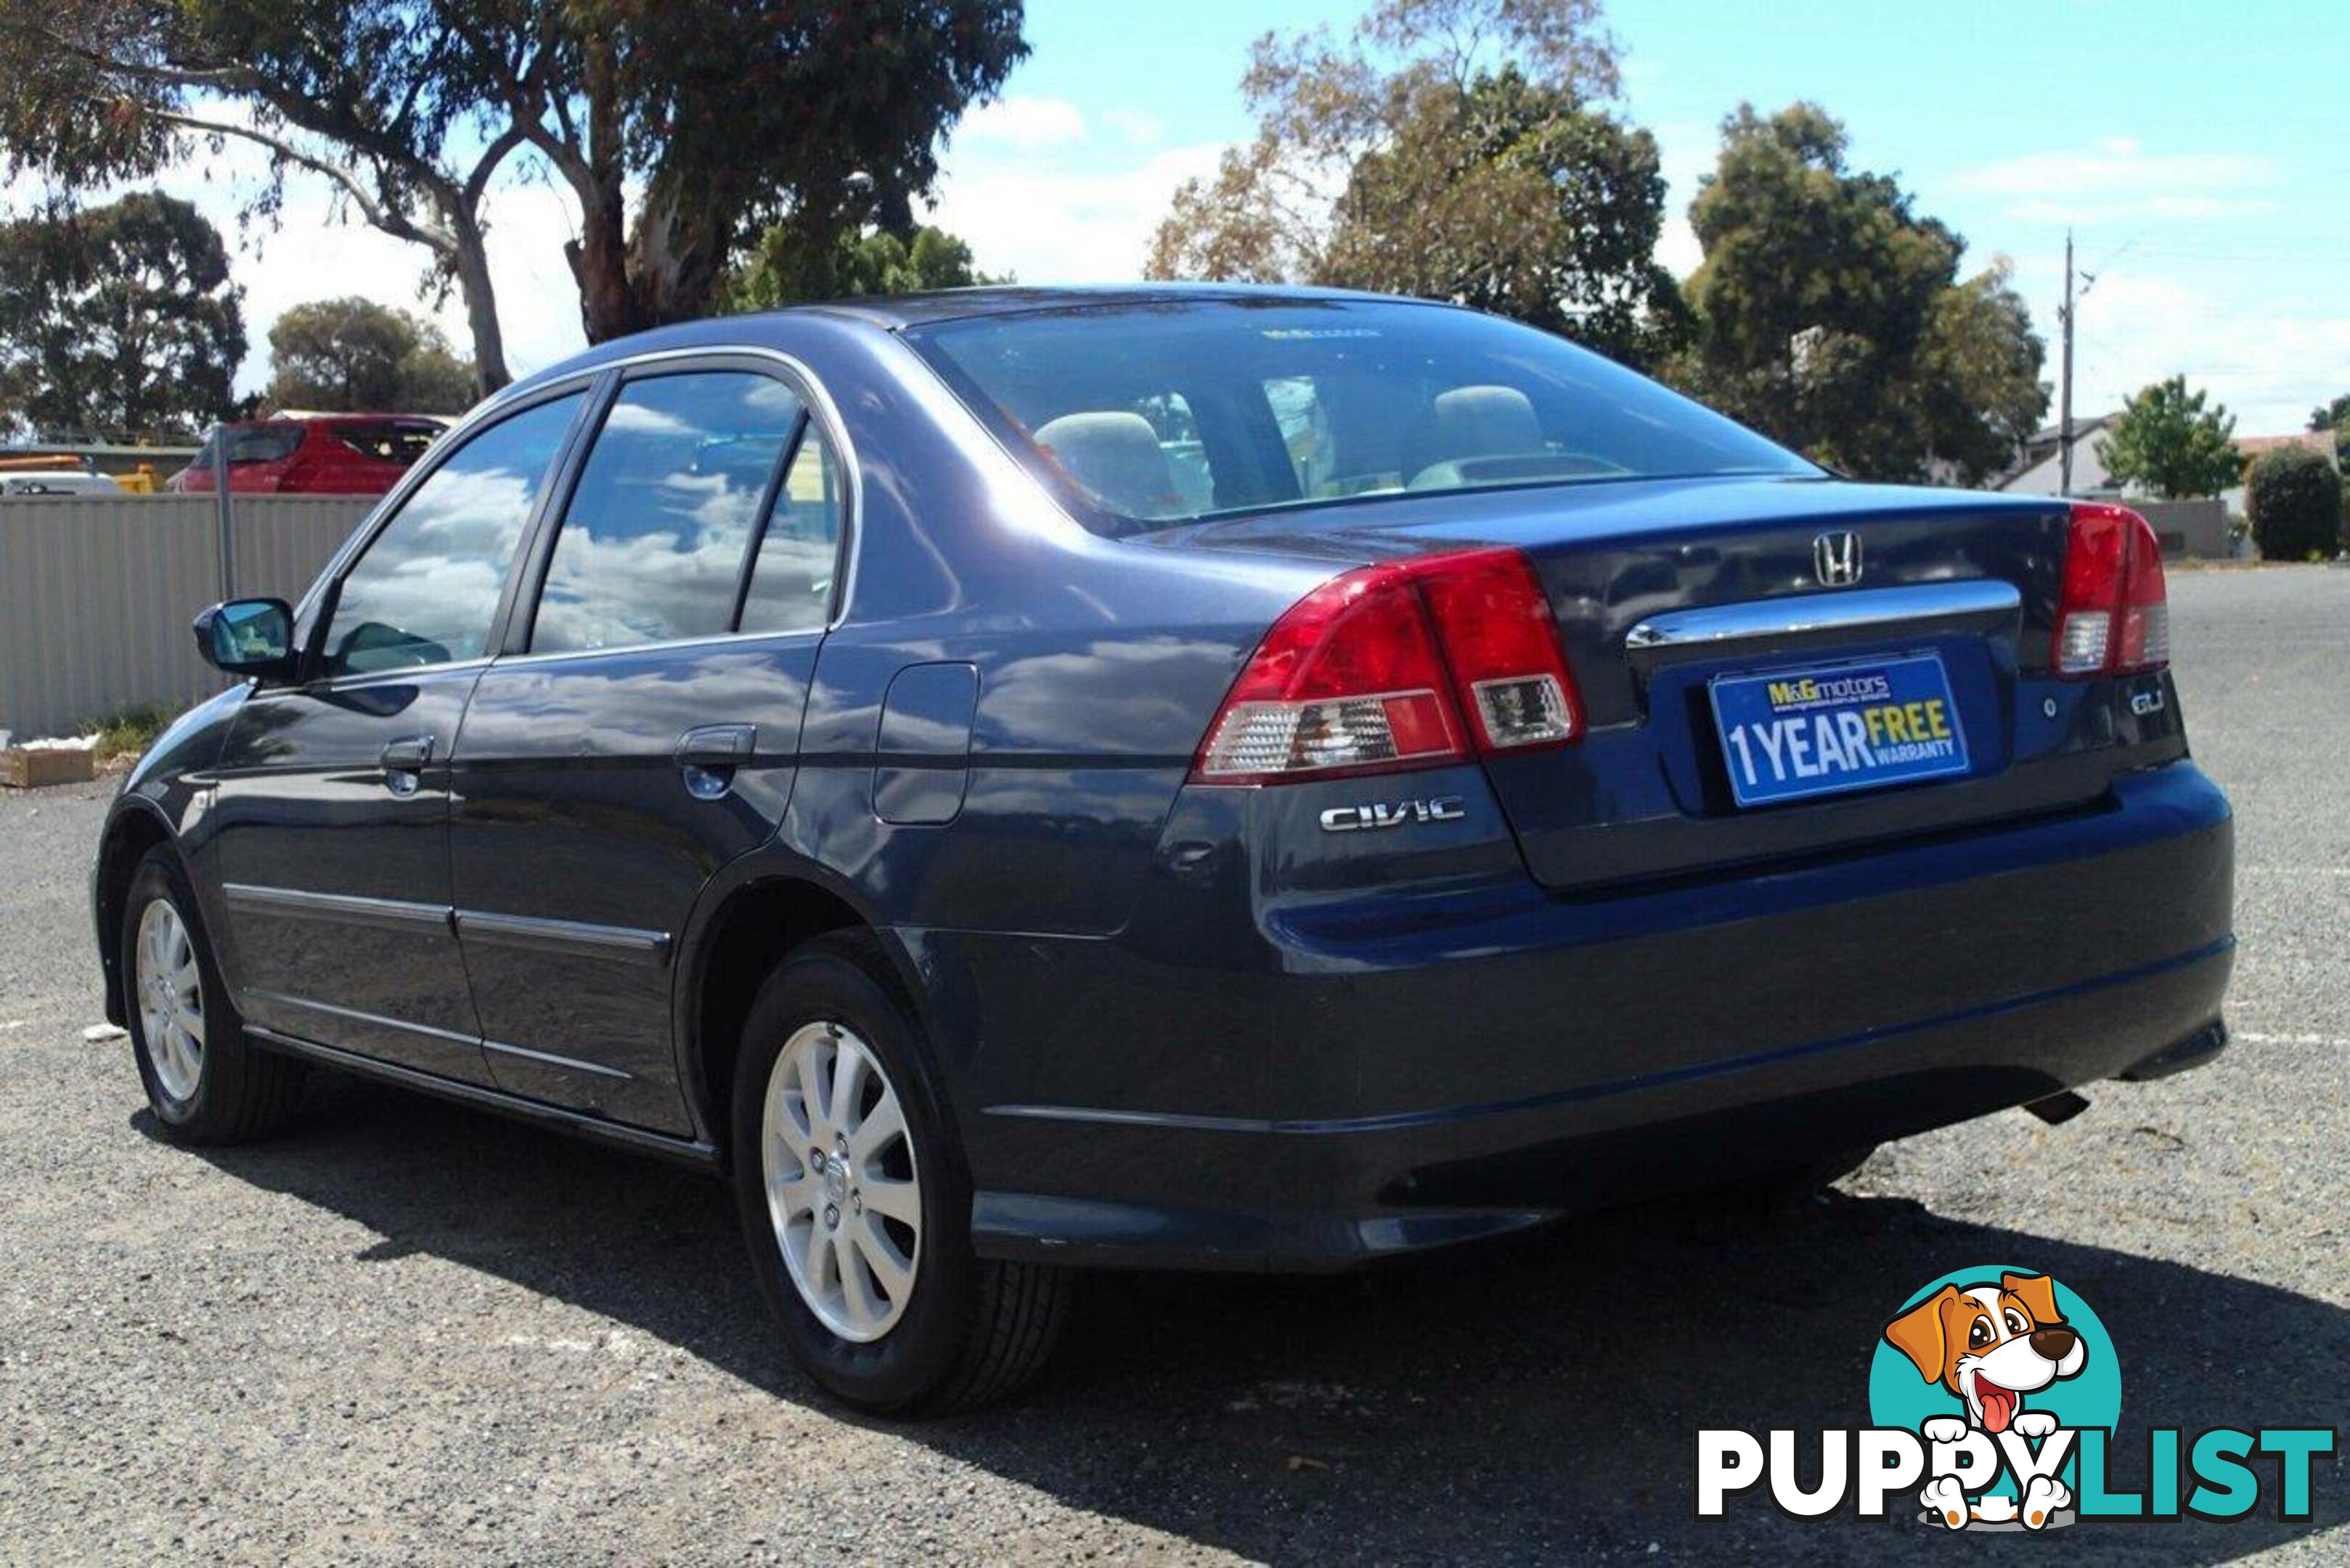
xmin=91 ymin=287 xmax=2232 ymax=1411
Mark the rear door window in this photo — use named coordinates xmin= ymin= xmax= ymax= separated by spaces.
xmin=530 ymin=371 xmax=805 ymax=654
xmin=738 ymin=423 xmax=844 ymax=636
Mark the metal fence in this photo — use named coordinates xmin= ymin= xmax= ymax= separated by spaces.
xmin=0 ymin=494 xmax=374 ymax=739
xmin=2134 ymin=498 xmax=2232 ymax=560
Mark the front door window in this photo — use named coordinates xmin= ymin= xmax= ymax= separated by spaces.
xmin=322 ymin=393 xmax=582 ymax=677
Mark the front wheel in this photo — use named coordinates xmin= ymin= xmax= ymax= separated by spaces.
xmin=120 ymin=846 xmax=303 ymax=1143
xmin=730 ymin=932 xmax=1067 ymax=1413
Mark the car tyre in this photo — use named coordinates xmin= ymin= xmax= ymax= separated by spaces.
xmin=731 ymin=931 xmax=1068 ymax=1413
xmin=121 ymin=846 xmax=303 ymax=1143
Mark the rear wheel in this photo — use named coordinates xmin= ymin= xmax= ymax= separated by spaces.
xmin=731 ymin=932 xmax=1067 ymax=1413
xmin=120 ymin=847 xmax=303 ymax=1143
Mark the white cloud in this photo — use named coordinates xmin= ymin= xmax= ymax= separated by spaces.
xmin=226 ymin=170 xmax=588 ymax=393
xmin=1954 ymin=139 xmax=2277 ymax=223
xmin=956 ymin=95 xmax=1090 ymax=151
xmin=930 ymin=142 xmax=1228 ymax=283
xmin=2013 ymin=260 xmax=2350 ymax=432
xmin=1101 ymin=107 xmax=1167 ymax=148
xmin=4 ymin=131 xmax=589 ymax=398
xmin=2002 ymin=193 xmax=2276 ymax=226
xmin=1649 ymin=119 xmax=1715 ymax=279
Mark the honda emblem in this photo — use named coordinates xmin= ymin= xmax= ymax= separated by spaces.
xmin=1813 ymin=531 xmax=1863 ymax=587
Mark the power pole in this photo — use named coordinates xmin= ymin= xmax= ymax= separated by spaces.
xmin=2058 ymin=229 xmax=2076 ymax=498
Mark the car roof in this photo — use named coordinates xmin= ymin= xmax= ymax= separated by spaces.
xmin=490 ymin=283 xmax=1442 ymax=407
xmin=259 ymin=412 xmax=452 ymax=425
xmin=794 ymin=282 xmax=1408 ymax=330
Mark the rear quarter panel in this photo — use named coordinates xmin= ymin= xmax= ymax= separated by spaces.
xmin=770 ymin=318 xmax=1335 ymax=942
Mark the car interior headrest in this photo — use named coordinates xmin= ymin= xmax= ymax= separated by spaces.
xmin=1035 ymin=412 xmax=1183 ymax=520
xmin=1405 ymin=384 xmax=1543 ymax=485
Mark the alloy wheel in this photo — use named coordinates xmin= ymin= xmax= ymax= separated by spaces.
xmin=760 ymin=1021 xmax=923 ymax=1342
xmin=134 ymin=897 xmax=205 ymax=1102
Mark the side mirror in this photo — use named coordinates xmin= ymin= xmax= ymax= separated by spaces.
xmin=193 ymin=597 xmax=299 ymax=681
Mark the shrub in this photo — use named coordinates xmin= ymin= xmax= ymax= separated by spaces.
xmin=86 ymin=702 xmax=168 ymax=760
xmin=2245 ymin=447 xmax=2343 ymax=561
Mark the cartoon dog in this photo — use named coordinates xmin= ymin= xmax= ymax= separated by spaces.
xmin=1883 ymin=1272 xmax=2087 ymax=1530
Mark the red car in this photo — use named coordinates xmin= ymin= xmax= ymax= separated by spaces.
xmin=170 ymin=415 xmax=450 ymax=494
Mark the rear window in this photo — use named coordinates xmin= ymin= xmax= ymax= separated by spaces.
xmin=193 ymin=423 xmax=303 ymax=467
xmin=328 ymin=420 xmax=444 ymax=466
xmin=907 ymin=299 xmax=1815 ymax=533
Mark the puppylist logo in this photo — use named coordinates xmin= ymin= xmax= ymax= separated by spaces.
xmin=1697 ymin=1266 xmax=2335 ymax=1531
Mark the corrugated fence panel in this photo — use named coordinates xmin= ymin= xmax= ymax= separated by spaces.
xmin=229 ymin=495 xmax=380 ymax=602
xmin=0 ymin=495 xmax=372 ymax=739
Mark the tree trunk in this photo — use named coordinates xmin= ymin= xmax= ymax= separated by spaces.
xmin=568 ymin=181 xmax=640 ymax=343
xmin=627 ymin=179 xmax=731 ymax=328
xmin=565 ymin=33 xmax=642 ymax=345
xmin=446 ymin=212 xmax=510 ymax=396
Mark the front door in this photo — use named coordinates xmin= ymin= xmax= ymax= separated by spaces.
xmin=449 ymin=364 xmax=844 ymax=1132
xmin=211 ymin=391 xmax=588 ymax=1081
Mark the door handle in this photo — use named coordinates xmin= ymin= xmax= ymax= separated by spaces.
xmin=676 ymin=724 xmax=756 ymax=799
xmin=380 ymin=734 xmax=435 ymax=796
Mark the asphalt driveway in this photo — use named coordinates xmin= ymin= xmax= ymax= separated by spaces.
xmin=1 ymin=566 xmax=2343 ymax=1562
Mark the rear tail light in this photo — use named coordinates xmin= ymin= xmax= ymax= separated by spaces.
xmin=1192 ymin=547 xmax=1581 ymax=785
xmin=2053 ymin=501 xmax=2169 ymax=678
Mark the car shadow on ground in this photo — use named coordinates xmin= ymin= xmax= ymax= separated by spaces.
xmin=152 ymin=1073 xmax=2345 ymax=1564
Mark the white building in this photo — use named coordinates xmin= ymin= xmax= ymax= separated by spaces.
xmin=1995 ymin=415 xmax=2122 ymax=498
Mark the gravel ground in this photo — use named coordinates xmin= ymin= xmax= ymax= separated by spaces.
xmin=1 ymin=567 xmax=2344 ymax=1564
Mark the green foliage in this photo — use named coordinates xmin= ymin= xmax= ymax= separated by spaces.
xmin=1146 ymin=0 xmax=1685 ymax=369
xmin=0 ymin=3 xmax=1028 ymax=383
xmin=86 ymin=701 xmax=168 ymax=760
xmin=2245 ymin=446 xmax=2343 ymax=562
xmin=1324 ymin=67 xmax=1686 ymax=367
xmin=0 ymin=192 xmax=245 ymax=442
xmin=2311 ymin=392 xmax=2350 ymax=462
xmin=728 ymin=224 xmax=1003 ymax=312
xmin=265 ymin=297 xmax=476 ymax=415
xmin=558 ymin=1 xmax=1027 ymax=338
xmin=2097 ymin=377 xmax=2240 ymax=499
xmin=0 ymin=2 xmax=513 ymax=385
xmin=1670 ymin=102 xmax=2047 ymax=483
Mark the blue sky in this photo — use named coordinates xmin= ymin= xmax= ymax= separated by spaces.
xmin=15 ymin=1 xmax=2341 ymax=432
xmin=926 ymin=0 xmax=2349 ymax=432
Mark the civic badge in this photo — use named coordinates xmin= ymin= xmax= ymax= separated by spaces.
xmin=1814 ymin=531 xmax=1863 ymax=587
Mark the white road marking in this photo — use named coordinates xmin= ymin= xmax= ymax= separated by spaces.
xmin=2240 ymin=866 xmax=2350 ymax=876
xmin=2234 ymin=1031 xmax=2350 ymax=1048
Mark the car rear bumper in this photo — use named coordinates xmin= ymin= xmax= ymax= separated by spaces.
xmin=937 ymin=759 xmax=2234 ymax=1272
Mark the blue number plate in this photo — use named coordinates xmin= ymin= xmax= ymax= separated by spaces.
xmin=1709 ymin=654 xmax=1970 ymax=807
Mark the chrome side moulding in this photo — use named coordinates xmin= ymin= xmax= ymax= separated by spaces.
xmin=453 ymin=909 xmax=671 ymax=966
xmin=481 ymin=1036 xmax=636 ymax=1080
xmin=222 ymin=883 xmax=453 ymax=934
xmin=242 ymin=988 xmax=478 ymax=1045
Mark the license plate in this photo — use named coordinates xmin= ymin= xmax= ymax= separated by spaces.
xmin=1709 ymin=654 xmax=1970 ymax=808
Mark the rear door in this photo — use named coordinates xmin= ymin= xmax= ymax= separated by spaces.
xmin=446 ymin=358 xmax=847 ymax=1133
xmin=210 ymin=389 xmax=588 ymax=1078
